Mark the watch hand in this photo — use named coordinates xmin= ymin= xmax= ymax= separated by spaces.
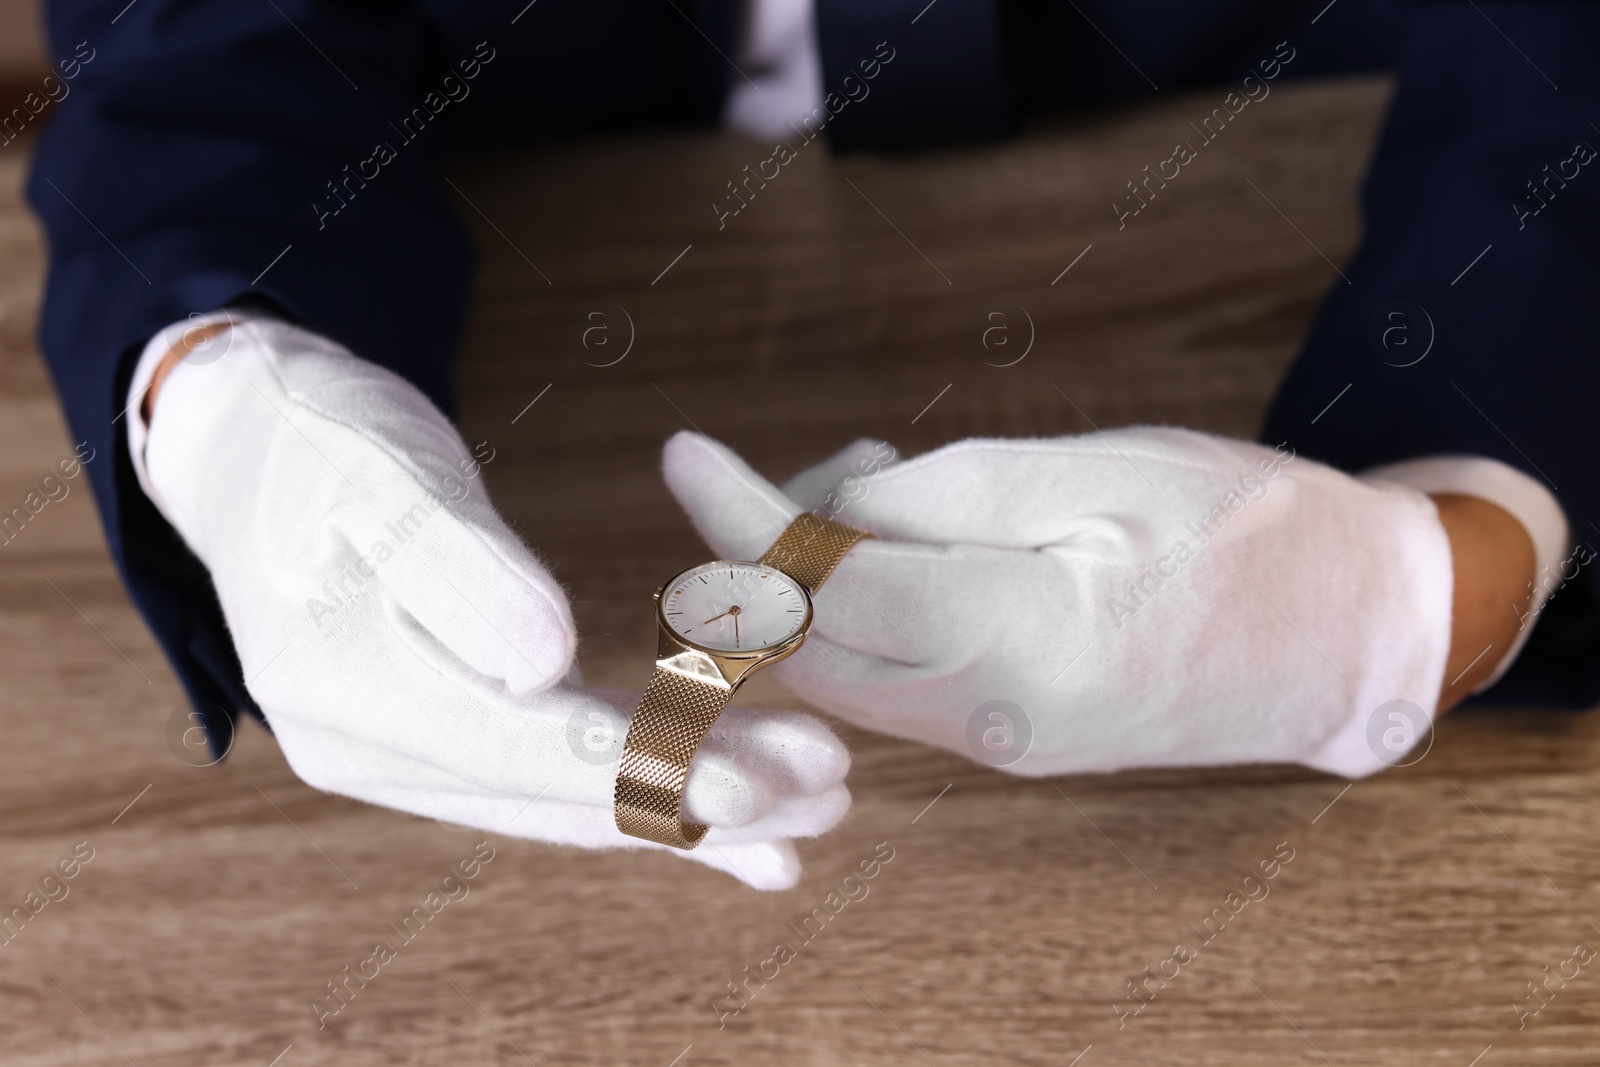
xmin=734 ymin=611 xmax=740 ymax=648
xmin=703 ymin=610 xmax=732 ymax=625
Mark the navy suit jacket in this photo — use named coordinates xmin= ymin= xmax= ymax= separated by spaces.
xmin=24 ymin=0 xmax=1600 ymax=748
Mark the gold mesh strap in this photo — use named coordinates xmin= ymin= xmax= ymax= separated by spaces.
xmin=614 ymin=668 xmax=733 ymax=848
xmin=615 ymin=514 xmax=871 ymax=850
xmin=758 ymin=513 xmax=874 ymax=593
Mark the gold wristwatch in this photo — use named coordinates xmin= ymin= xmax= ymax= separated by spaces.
xmin=614 ymin=513 xmax=872 ymax=849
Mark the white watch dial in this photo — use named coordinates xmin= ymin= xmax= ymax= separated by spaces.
xmin=662 ymin=561 xmax=810 ymax=652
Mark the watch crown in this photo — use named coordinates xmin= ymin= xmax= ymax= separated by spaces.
xmin=652 ymin=586 xmax=663 ymax=601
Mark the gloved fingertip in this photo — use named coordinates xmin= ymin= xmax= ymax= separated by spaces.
xmin=711 ymin=707 xmax=852 ymax=794
xmin=660 ymin=429 xmax=724 ymax=480
xmin=501 ymin=589 xmax=579 ymax=694
xmin=694 ymin=839 xmax=801 ymax=891
xmin=661 ymin=430 xmax=744 ymax=499
xmin=783 ymin=783 xmax=853 ymax=840
xmin=683 ymin=750 xmax=777 ymax=829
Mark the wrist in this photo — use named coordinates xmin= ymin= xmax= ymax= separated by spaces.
xmin=1363 ymin=456 xmax=1567 ymax=708
xmin=1431 ymin=493 xmax=1538 ymax=712
xmin=126 ymin=310 xmax=261 ymax=526
xmin=141 ymin=320 xmax=233 ymax=423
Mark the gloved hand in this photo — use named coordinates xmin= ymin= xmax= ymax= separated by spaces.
xmin=133 ymin=316 xmax=849 ymax=889
xmin=662 ymin=428 xmax=1456 ymax=779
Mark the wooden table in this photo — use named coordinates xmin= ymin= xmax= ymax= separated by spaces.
xmin=2 ymin=75 xmax=1596 ymax=1066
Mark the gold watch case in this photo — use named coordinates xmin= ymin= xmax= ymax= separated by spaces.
xmin=650 ymin=561 xmax=815 ymax=690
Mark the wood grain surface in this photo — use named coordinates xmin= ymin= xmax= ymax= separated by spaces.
xmin=3 ymin=76 xmax=1597 ymax=1066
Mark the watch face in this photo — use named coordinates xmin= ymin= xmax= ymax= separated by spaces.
xmin=661 ymin=561 xmax=811 ymax=653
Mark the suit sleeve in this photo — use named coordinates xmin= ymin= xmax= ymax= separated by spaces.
xmin=28 ymin=0 xmax=475 ymax=739
xmin=1261 ymin=2 xmax=1600 ymax=708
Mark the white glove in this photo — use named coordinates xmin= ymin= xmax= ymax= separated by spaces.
xmin=662 ymin=428 xmax=1458 ymax=779
xmin=723 ymin=0 xmax=824 ymax=142
xmin=132 ymin=315 xmax=849 ymax=889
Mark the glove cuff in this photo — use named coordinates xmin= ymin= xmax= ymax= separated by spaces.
xmin=1299 ymin=477 xmax=1455 ymax=779
xmin=1303 ymin=453 xmax=1565 ymax=779
xmin=1362 ymin=455 xmax=1568 ymax=693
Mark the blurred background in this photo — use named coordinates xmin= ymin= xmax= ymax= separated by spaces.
xmin=0 ymin=0 xmax=45 ymax=92
xmin=2 ymin=3 xmax=1597 ymax=1066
